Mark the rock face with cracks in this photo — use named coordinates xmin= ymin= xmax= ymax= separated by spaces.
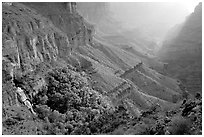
xmin=2 ymin=2 xmax=94 ymax=108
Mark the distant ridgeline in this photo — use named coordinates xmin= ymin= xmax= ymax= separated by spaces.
xmin=158 ymin=3 xmax=202 ymax=95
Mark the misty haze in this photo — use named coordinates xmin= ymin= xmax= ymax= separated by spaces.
xmin=2 ymin=2 xmax=202 ymax=135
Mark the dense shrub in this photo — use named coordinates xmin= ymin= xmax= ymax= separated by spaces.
xmin=42 ymin=67 xmax=108 ymax=113
xmin=35 ymin=105 xmax=51 ymax=119
xmin=32 ymin=67 xmax=117 ymax=134
xmin=168 ymin=116 xmax=191 ymax=135
xmin=3 ymin=118 xmax=18 ymax=127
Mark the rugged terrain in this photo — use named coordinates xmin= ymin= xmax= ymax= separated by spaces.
xmin=2 ymin=2 xmax=202 ymax=135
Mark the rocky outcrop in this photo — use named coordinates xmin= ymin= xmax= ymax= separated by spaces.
xmin=2 ymin=3 xmax=72 ymax=75
xmin=23 ymin=2 xmax=94 ymax=47
xmin=120 ymin=62 xmax=143 ymax=77
xmin=158 ymin=3 xmax=202 ymax=94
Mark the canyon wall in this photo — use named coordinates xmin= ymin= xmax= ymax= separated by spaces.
xmin=2 ymin=2 xmax=95 ymax=107
xmin=158 ymin=3 xmax=202 ymax=94
xmin=24 ymin=2 xmax=94 ymax=47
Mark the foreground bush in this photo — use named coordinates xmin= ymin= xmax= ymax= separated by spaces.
xmin=168 ymin=116 xmax=191 ymax=135
xmin=33 ymin=67 xmax=130 ymax=134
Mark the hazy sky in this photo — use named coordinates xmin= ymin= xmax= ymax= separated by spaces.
xmin=109 ymin=2 xmax=200 ymax=39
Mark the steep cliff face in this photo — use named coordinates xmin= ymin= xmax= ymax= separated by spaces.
xmin=24 ymin=2 xmax=94 ymax=47
xmin=158 ymin=3 xmax=202 ymax=94
xmin=2 ymin=2 xmax=97 ymax=73
xmin=2 ymin=3 xmax=75 ymax=106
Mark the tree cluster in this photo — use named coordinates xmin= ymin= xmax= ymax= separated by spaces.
xmin=32 ymin=67 xmax=131 ymax=134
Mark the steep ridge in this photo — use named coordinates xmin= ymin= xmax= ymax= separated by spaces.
xmin=120 ymin=63 xmax=182 ymax=102
xmin=158 ymin=3 xmax=202 ymax=94
xmin=107 ymin=80 xmax=171 ymax=117
xmin=135 ymin=64 xmax=182 ymax=93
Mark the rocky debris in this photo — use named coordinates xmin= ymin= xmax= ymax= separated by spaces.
xmin=165 ymin=97 xmax=202 ymax=134
xmin=140 ymin=104 xmax=161 ymax=118
xmin=117 ymin=95 xmax=202 ymax=135
xmin=123 ymin=100 xmax=141 ymax=118
xmin=114 ymin=70 xmax=123 ymax=76
xmin=108 ymin=81 xmax=132 ymax=106
xmin=181 ymin=98 xmax=202 ymax=117
xmin=16 ymin=87 xmax=36 ymax=115
xmin=181 ymin=101 xmax=196 ymax=116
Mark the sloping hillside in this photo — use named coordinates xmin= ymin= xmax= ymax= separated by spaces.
xmin=158 ymin=3 xmax=202 ymax=94
xmin=120 ymin=63 xmax=182 ymax=102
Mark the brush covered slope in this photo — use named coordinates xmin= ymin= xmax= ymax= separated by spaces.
xmin=158 ymin=3 xmax=202 ymax=95
xmin=2 ymin=2 xmax=200 ymax=135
